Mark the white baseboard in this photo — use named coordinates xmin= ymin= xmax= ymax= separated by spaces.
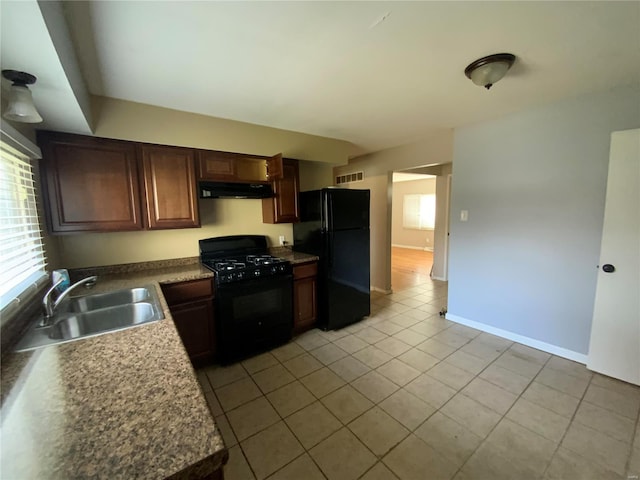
xmin=445 ymin=313 xmax=588 ymax=364
xmin=371 ymin=286 xmax=392 ymax=294
xmin=431 ymin=276 xmax=447 ymax=282
xmin=392 ymin=243 xmax=432 ymax=252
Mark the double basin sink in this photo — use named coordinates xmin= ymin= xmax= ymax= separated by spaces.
xmin=15 ymin=286 xmax=164 ymax=352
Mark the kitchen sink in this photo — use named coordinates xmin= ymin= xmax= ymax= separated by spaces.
xmin=15 ymin=285 xmax=164 ymax=352
xmin=64 ymin=287 xmax=152 ymax=313
xmin=49 ymin=303 xmax=158 ymax=340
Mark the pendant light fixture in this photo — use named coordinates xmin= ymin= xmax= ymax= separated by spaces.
xmin=464 ymin=53 xmax=516 ymax=90
xmin=2 ymin=70 xmax=43 ymax=123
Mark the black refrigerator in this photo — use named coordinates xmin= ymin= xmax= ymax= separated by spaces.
xmin=293 ymin=188 xmax=370 ymax=330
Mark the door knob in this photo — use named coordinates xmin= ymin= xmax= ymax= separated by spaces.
xmin=602 ymin=264 xmax=615 ymax=273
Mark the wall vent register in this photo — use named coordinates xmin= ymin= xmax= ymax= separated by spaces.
xmin=335 ymin=171 xmax=364 ymax=185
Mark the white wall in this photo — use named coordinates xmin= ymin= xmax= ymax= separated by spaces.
xmin=448 ymin=85 xmax=640 ymax=357
xmin=433 ymin=163 xmax=452 ymax=280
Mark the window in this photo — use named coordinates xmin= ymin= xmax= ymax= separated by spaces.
xmin=0 ymin=136 xmax=47 ymax=314
xmin=403 ymin=193 xmax=436 ymax=230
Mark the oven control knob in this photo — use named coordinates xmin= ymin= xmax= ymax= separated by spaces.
xmin=237 ymin=272 xmax=244 ymax=280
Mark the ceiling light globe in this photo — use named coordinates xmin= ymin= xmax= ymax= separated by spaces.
xmin=469 ymin=62 xmax=511 ymax=89
xmin=3 ymin=85 xmax=43 ymax=123
xmin=464 ymin=53 xmax=516 ymax=90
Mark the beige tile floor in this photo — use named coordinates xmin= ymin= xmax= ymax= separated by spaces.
xmin=196 ymin=280 xmax=640 ymax=480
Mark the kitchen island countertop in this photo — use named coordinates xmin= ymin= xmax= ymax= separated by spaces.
xmin=0 ymin=262 xmax=226 ymax=480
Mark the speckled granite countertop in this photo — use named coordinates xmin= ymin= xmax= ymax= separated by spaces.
xmin=269 ymin=247 xmax=319 ymax=264
xmin=0 ymin=263 xmax=227 ymax=480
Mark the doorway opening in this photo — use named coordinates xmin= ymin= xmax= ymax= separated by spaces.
xmin=389 ymin=165 xmax=451 ymax=294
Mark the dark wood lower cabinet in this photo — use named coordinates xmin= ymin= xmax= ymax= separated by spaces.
xmin=162 ymin=279 xmax=215 ymax=365
xmin=170 ymin=299 xmax=215 ymax=364
xmin=293 ymin=262 xmax=318 ymax=333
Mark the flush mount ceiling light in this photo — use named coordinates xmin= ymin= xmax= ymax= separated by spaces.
xmin=2 ymin=70 xmax=43 ymax=123
xmin=464 ymin=53 xmax=516 ymax=90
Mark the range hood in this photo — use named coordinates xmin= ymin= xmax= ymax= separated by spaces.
xmin=199 ymin=181 xmax=273 ymax=199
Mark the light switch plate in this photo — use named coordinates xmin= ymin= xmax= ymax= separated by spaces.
xmin=460 ymin=210 xmax=469 ymax=222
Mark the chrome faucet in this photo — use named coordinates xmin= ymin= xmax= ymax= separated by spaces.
xmin=41 ymin=275 xmax=98 ymax=326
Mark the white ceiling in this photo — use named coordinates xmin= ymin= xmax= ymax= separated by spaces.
xmin=5 ymin=2 xmax=640 ymax=155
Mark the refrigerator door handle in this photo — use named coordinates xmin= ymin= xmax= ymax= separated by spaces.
xmin=325 ymin=191 xmax=332 ymax=231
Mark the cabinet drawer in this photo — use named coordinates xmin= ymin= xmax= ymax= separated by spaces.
xmin=293 ymin=262 xmax=318 ymax=280
xmin=162 ymin=278 xmax=213 ymax=305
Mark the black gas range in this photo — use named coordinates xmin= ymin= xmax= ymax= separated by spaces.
xmin=202 ymin=254 xmax=291 ymax=284
xmin=199 ymin=235 xmax=293 ymax=364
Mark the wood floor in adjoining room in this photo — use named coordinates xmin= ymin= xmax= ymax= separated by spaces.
xmin=391 ymin=247 xmax=433 ymax=292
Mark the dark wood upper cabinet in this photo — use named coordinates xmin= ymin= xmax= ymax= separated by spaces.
xmin=266 ymin=153 xmax=283 ymax=181
xmin=37 ymin=132 xmax=201 ymax=234
xmin=140 ymin=145 xmax=200 ymax=229
xmin=197 ymin=150 xmax=238 ymax=182
xmin=197 ymin=150 xmax=283 ymax=183
xmin=38 ymin=130 xmax=294 ymax=232
xmin=38 ymin=131 xmax=143 ymax=233
xmin=262 ymin=158 xmax=300 ymax=224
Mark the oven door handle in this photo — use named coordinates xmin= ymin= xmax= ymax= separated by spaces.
xmin=216 ymin=274 xmax=293 ymax=292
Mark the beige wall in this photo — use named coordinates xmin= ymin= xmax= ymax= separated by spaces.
xmin=391 ymin=178 xmax=436 ymax=250
xmin=54 ymin=199 xmax=293 ymax=268
xmin=92 ymin=96 xmax=353 ymax=163
xmin=299 ymin=160 xmax=335 ymax=192
xmin=337 ymin=175 xmax=391 ymax=292
xmin=47 ymin=95 xmax=353 ymax=268
xmin=335 ymin=129 xmax=453 ymax=177
xmin=344 ymin=175 xmax=391 ymax=293
xmin=334 ymin=130 xmax=454 ymax=291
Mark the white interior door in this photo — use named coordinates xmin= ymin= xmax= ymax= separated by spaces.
xmin=587 ymin=129 xmax=640 ymax=385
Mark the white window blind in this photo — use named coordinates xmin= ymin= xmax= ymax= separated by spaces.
xmin=403 ymin=194 xmax=436 ymax=230
xmin=0 ymin=140 xmax=47 ymax=311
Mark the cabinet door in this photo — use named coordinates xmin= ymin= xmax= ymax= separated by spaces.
xmin=140 ymin=145 xmax=199 ymax=229
xmin=266 ymin=153 xmax=283 ymax=181
xmin=198 ymin=150 xmax=273 ymax=183
xmin=170 ymin=299 xmax=216 ymax=364
xmin=294 ymin=275 xmax=317 ymax=333
xmin=262 ymin=158 xmax=300 ymax=224
xmin=38 ymin=132 xmax=143 ymax=233
xmin=235 ymin=157 xmax=268 ymax=182
xmin=197 ymin=150 xmax=237 ymax=181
